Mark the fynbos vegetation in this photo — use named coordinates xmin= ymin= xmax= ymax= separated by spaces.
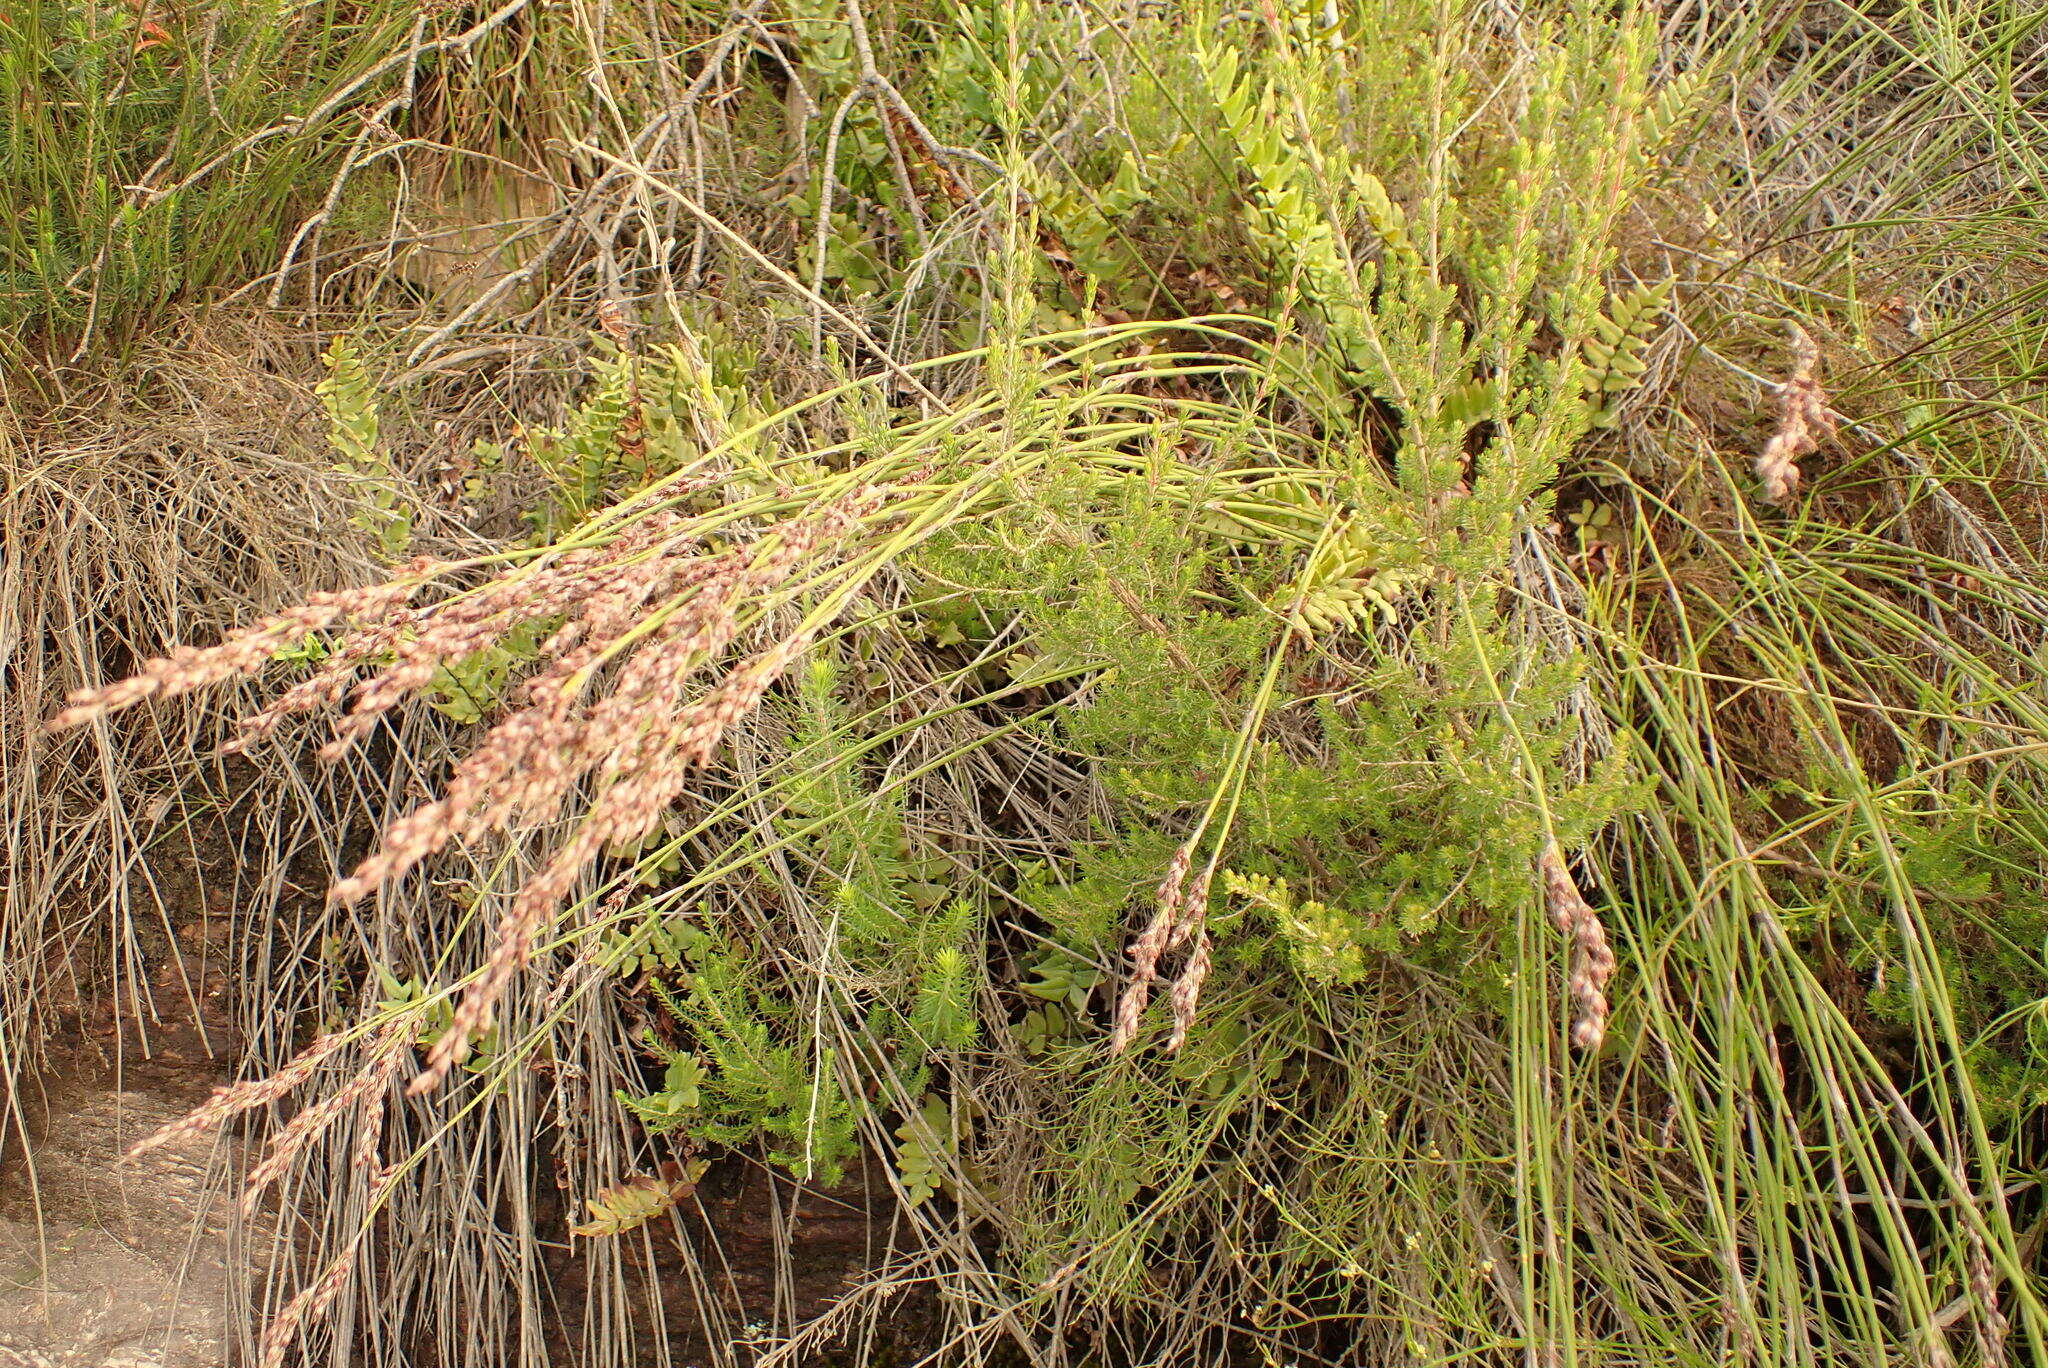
xmin=9 ymin=1 xmax=2048 ymax=1366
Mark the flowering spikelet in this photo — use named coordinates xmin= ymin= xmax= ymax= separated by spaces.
xmin=1161 ymin=865 xmax=1215 ymax=1053
xmin=126 ymin=1029 xmax=358 ymax=1161
xmin=1971 ymin=1230 xmax=2011 ymax=1368
xmin=222 ymin=607 xmax=420 ymax=755
xmin=400 ymin=500 xmax=876 ymax=1093
xmin=1167 ymin=865 xmax=1212 ymax=954
xmin=1111 ymin=843 xmax=1193 ymax=1052
xmin=1540 ymin=841 xmax=1615 ymax=1051
xmin=1112 ymin=847 xmax=1217 ymax=1054
xmin=409 ymin=629 xmax=835 ymax=1094
xmin=54 ymin=469 xmax=888 ymax=1096
xmin=240 ymin=1023 xmax=409 ymax=1218
xmin=121 ymin=1022 xmax=410 ymax=1368
xmin=46 ymin=573 xmax=427 ymax=732
xmin=124 ymin=1018 xmax=415 ymax=1368
xmin=322 ymin=495 xmax=867 ymax=914
xmin=1755 ymin=323 xmax=1835 ymax=506
xmin=316 ymin=506 xmax=707 ymax=765
xmin=258 ymin=1245 xmax=362 ymax=1368
xmin=1165 ymin=928 xmax=1213 ymax=1053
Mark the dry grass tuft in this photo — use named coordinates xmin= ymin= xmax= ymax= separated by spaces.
xmin=2 ymin=323 xmax=378 ymax=1080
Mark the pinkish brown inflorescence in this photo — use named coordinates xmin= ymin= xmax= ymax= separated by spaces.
xmin=1756 ymin=323 xmax=1837 ymax=506
xmin=1540 ymin=841 xmax=1614 ymax=1051
xmin=56 ymin=477 xmax=892 ymax=1096
xmin=1111 ymin=842 xmax=1217 ymax=1055
xmin=47 ymin=571 xmax=431 ymax=733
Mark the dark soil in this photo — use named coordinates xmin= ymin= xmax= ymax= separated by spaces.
xmin=541 ymin=1152 xmax=941 ymax=1367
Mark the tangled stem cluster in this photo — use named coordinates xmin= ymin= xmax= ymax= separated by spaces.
xmin=51 ymin=483 xmax=888 ymax=1092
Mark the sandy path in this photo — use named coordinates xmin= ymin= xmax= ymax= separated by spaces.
xmin=0 ymin=1066 xmax=245 ymax=1368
